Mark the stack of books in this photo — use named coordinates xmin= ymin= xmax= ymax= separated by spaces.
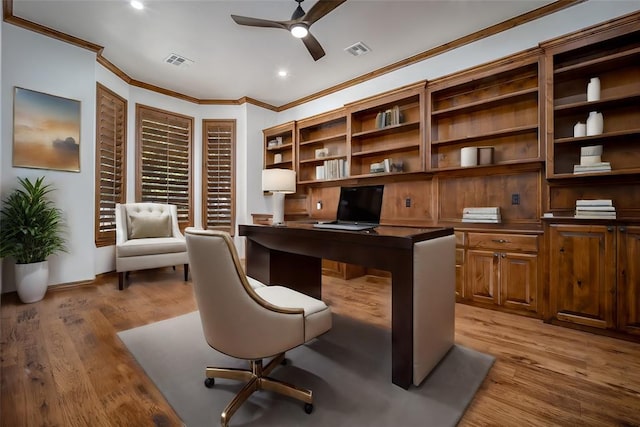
xmin=573 ymin=145 xmax=611 ymax=174
xmin=462 ymin=207 xmax=501 ymax=223
xmin=574 ymin=199 xmax=616 ymax=219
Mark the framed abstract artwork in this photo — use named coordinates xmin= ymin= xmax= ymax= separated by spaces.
xmin=13 ymin=87 xmax=81 ymax=172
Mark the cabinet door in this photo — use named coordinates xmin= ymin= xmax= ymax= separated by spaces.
xmin=618 ymin=226 xmax=640 ymax=335
xmin=466 ymin=250 xmax=499 ymax=305
xmin=548 ymin=225 xmax=616 ymax=329
xmin=500 ymin=252 xmax=538 ymax=312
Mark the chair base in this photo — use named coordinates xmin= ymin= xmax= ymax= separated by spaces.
xmin=204 ymin=353 xmax=313 ymax=426
xmin=118 ymin=264 xmax=189 ymax=290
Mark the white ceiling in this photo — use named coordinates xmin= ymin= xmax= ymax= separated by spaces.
xmin=12 ymin=0 xmax=555 ymax=107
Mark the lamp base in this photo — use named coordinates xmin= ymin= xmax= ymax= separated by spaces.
xmin=271 ymin=192 xmax=285 ymax=226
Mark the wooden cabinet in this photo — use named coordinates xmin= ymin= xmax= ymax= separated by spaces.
xmin=546 ymin=222 xmax=640 ymax=336
xmin=346 ymin=83 xmax=425 ymax=177
xmin=547 ymin=223 xmax=617 ymax=329
xmin=296 ymin=109 xmax=347 ymax=183
xmin=263 ymin=121 xmax=295 ymax=170
xmin=427 ymin=50 xmax=542 ymax=171
xmin=618 ymin=226 xmax=640 ymax=335
xmin=543 ymin=16 xmax=640 ymax=179
xmin=464 ymin=231 xmax=539 ymax=314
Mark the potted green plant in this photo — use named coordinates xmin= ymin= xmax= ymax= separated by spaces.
xmin=0 ymin=177 xmax=67 ymax=303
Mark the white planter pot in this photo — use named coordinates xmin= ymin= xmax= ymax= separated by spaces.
xmin=15 ymin=261 xmax=49 ymax=303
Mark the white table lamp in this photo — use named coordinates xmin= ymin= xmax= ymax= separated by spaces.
xmin=262 ymin=169 xmax=296 ymax=225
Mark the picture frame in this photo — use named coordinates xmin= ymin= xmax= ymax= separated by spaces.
xmin=13 ymin=87 xmax=81 ymax=172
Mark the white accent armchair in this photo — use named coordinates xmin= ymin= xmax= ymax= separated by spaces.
xmin=115 ymin=203 xmax=189 ymax=290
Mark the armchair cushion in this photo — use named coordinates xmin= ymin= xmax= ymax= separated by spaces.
xmin=117 ymin=237 xmax=187 ymax=258
xmin=128 ymin=213 xmax=172 ymax=239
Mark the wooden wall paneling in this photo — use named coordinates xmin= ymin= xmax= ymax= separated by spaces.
xmin=437 ymin=167 xmax=542 ymax=227
xmin=379 ymin=179 xmax=435 ymax=226
xmin=308 ymin=186 xmax=341 ymax=220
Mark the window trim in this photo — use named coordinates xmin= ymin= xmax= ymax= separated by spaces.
xmin=94 ymin=83 xmax=127 ymax=247
xmin=201 ymin=119 xmax=236 ymax=235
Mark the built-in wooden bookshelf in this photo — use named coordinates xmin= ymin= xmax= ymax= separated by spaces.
xmin=427 ymin=49 xmax=542 ymax=172
xmin=346 ymin=83 xmax=425 ymax=178
xmin=263 ymin=121 xmax=295 ymax=170
xmin=296 ymin=108 xmax=347 ymax=184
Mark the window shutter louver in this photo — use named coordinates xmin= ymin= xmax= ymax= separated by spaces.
xmin=202 ymin=120 xmax=236 ymax=235
xmin=136 ymin=105 xmax=193 ymax=228
xmin=95 ymin=84 xmax=127 ymax=247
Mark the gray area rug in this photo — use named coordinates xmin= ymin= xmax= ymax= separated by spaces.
xmin=118 ymin=312 xmax=494 ymax=427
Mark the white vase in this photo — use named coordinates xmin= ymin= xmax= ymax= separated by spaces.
xmin=460 ymin=147 xmax=478 ymax=167
xmin=15 ymin=261 xmax=49 ymax=303
xmin=587 ymin=77 xmax=600 ymax=102
xmin=586 ymin=111 xmax=603 ymax=136
xmin=573 ymin=122 xmax=586 ymax=137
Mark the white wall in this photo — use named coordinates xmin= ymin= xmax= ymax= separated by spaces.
xmin=2 ymin=24 xmax=97 ymax=292
xmin=1 ymin=0 xmax=639 ymax=292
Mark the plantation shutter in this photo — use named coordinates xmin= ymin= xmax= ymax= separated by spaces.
xmin=95 ymin=84 xmax=127 ymax=247
xmin=136 ymin=104 xmax=193 ymax=228
xmin=202 ymin=120 xmax=236 ymax=234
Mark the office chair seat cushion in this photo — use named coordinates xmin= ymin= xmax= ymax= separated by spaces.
xmin=255 ymin=285 xmax=332 ymax=342
xmin=116 ymin=236 xmax=187 ymax=257
xmin=246 ymin=276 xmax=267 ymax=290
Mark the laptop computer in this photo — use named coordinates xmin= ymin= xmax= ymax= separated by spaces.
xmin=313 ymin=185 xmax=384 ymax=231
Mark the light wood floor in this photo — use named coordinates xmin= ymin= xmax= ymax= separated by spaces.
xmin=2 ymin=267 xmax=639 ymax=426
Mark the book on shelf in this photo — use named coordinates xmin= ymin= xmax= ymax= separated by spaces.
xmin=375 ymin=105 xmax=403 ymax=129
xmin=461 ymin=218 xmax=501 ymax=223
xmin=463 ymin=207 xmax=500 ymax=215
xmin=575 ymin=206 xmax=616 ymax=212
xmin=315 ymin=165 xmax=325 ymax=180
xmin=463 ymin=214 xmax=502 ymax=220
xmin=576 ymin=199 xmax=613 ymax=207
xmin=574 ymin=214 xmax=617 ymax=219
xmin=573 ymin=162 xmax=611 ymax=174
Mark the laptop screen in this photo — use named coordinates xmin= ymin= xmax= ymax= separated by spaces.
xmin=336 ymin=185 xmax=384 ymax=224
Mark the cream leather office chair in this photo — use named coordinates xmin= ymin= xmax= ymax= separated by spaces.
xmin=185 ymin=228 xmax=332 ymax=426
xmin=115 ymin=203 xmax=189 ymax=290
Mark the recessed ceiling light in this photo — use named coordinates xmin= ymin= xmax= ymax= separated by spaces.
xmin=278 ymin=70 xmax=288 ymax=78
xmin=130 ymin=0 xmax=144 ymax=10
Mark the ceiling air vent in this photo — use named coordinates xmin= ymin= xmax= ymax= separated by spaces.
xmin=164 ymin=53 xmax=194 ymax=67
xmin=344 ymin=42 xmax=371 ymax=57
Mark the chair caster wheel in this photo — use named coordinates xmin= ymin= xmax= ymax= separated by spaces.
xmin=281 ymin=358 xmax=288 ymax=366
xmin=204 ymin=378 xmax=215 ymax=388
xmin=304 ymin=403 xmax=313 ymax=414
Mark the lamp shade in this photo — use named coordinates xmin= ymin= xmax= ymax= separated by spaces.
xmin=262 ymin=169 xmax=296 ymax=194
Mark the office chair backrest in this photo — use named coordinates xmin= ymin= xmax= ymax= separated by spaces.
xmin=185 ymin=228 xmax=304 ymax=359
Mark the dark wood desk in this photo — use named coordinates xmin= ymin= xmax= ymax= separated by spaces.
xmin=239 ymin=222 xmax=454 ymax=389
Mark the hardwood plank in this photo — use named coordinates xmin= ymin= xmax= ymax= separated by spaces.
xmin=2 ymin=267 xmax=639 ymax=426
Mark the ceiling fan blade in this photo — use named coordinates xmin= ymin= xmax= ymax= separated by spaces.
xmin=302 ymin=0 xmax=347 ymax=25
xmin=301 ymin=32 xmax=326 ymax=61
xmin=231 ymin=15 xmax=288 ymax=30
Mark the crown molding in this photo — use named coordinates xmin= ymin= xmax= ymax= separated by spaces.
xmin=4 ymin=0 xmax=585 ymax=112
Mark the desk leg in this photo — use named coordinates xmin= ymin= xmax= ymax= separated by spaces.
xmin=245 ymin=239 xmax=322 ymax=300
xmin=391 ymin=262 xmax=414 ymax=390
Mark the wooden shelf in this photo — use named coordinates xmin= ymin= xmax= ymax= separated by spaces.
xmin=432 ymin=124 xmax=538 ymax=146
xmin=554 ymin=45 xmax=640 ymax=75
xmin=351 ymin=120 xmax=420 ymax=139
xmin=266 ymin=142 xmax=293 ymax=151
xmin=299 ymin=132 xmax=347 ymax=146
xmin=352 ymin=143 xmax=420 ymax=157
xmin=554 ymin=128 xmax=640 ymax=144
xmin=550 ymin=168 xmax=640 ymax=180
xmin=299 ymin=155 xmax=346 ymax=165
xmin=431 ymin=87 xmax=538 ymax=117
xmin=554 ymin=93 xmax=640 ymax=111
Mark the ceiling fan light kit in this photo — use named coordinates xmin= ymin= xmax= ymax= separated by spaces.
xmin=231 ymin=0 xmax=347 ymax=61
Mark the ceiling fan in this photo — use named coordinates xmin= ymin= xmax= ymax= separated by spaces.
xmin=231 ymin=0 xmax=347 ymax=61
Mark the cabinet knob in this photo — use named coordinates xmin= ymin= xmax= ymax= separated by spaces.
xmin=494 ymin=253 xmax=499 ymax=257
xmin=620 ymin=227 xmax=626 ymax=233
xmin=577 ymin=280 xmax=582 ymax=287
xmin=559 ymin=247 xmax=564 ymax=253
xmin=607 ymin=226 xmax=614 ymax=232
xmin=491 ymin=239 xmax=509 ymax=243
xmin=501 ymin=253 xmax=506 ymax=258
